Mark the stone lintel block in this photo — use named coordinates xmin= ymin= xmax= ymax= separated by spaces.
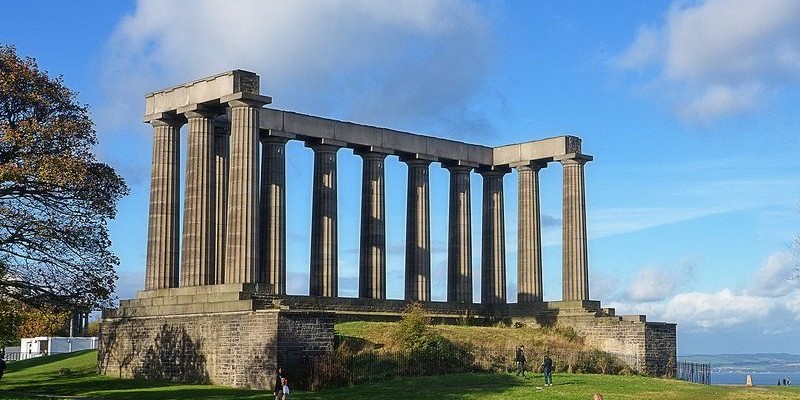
xmin=260 ymin=109 xmax=284 ymax=131
xmin=383 ymin=128 xmax=427 ymax=155
xmin=493 ymin=136 xmax=585 ymax=166
xmin=146 ymin=70 xmax=262 ymax=116
xmin=284 ymin=112 xmax=335 ymax=138
xmin=335 ymin=122 xmax=383 ymax=148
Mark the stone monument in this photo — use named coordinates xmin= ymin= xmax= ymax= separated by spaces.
xmin=98 ymin=70 xmax=676 ymax=388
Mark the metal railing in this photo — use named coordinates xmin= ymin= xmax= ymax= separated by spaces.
xmin=676 ymin=361 xmax=711 ymax=385
xmin=3 ymin=351 xmax=46 ymax=362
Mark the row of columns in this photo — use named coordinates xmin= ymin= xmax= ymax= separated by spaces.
xmin=144 ymin=102 xmax=591 ymax=304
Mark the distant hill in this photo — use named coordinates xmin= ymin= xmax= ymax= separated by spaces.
xmin=679 ymin=353 xmax=800 ymax=373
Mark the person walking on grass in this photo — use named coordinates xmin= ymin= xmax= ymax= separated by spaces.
xmin=542 ymin=354 xmax=553 ymax=387
xmin=274 ymin=367 xmax=285 ymax=400
xmin=515 ymin=345 xmax=527 ymax=377
xmin=281 ymin=377 xmax=290 ymax=400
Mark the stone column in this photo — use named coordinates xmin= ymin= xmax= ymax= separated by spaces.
xmin=404 ymin=158 xmax=432 ymax=302
xmin=356 ymin=150 xmax=388 ymax=299
xmin=144 ymin=116 xmax=183 ymax=290
xmin=259 ymin=136 xmax=288 ymax=294
xmin=446 ymin=164 xmax=473 ymax=304
xmin=224 ymin=99 xmax=265 ymax=284
xmin=517 ymin=162 xmax=547 ymax=303
xmin=560 ymin=154 xmax=592 ymax=301
xmin=308 ymin=143 xmax=340 ymax=297
xmin=480 ymin=168 xmax=509 ymax=305
xmin=213 ymin=123 xmax=229 ymax=284
xmin=180 ymin=109 xmax=216 ymax=287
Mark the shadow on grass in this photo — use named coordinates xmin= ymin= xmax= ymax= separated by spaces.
xmin=6 ymin=350 xmax=96 ymax=373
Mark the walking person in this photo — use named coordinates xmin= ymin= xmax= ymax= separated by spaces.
xmin=273 ymin=367 xmax=285 ymax=400
xmin=281 ymin=377 xmax=290 ymax=400
xmin=515 ymin=345 xmax=527 ymax=377
xmin=542 ymin=354 xmax=553 ymax=387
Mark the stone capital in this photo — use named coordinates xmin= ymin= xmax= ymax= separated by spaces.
xmin=145 ymin=112 xmax=185 ymax=127
xmin=305 ymin=140 xmax=344 ymax=153
xmin=259 ymin=134 xmax=290 ymax=145
xmin=477 ymin=166 xmax=511 ymax=177
xmin=512 ymin=161 xmax=548 ymax=172
xmin=178 ymin=103 xmax=220 ymax=119
xmin=221 ymin=92 xmax=272 ymax=108
xmin=555 ymin=153 xmax=593 ymax=165
xmin=353 ymin=148 xmax=390 ymax=160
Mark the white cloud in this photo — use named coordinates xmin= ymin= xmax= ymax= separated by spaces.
xmin=102 ymin=0 xmax=495 ymax=137
xmin=749 ymin=250 xmax=797 ymax=297
xmin=663 ymin=289 xmax=774 ymax=328
xmin=786 ymin=292 xmax=800 ymax=320
xmin=626 ymin=267 xmax=677 ymax=302
xmin=616 ymin=0 xmax=800 ymax=123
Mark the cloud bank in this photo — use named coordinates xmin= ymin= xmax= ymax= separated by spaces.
xmin=102 ymin=0 xmax=495 ymax=137
xmin=615 ymin=0 xmax=800 ymax=123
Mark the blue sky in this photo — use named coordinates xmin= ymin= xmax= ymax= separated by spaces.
xmin=3 ymin=0 xmax=799 ymax=355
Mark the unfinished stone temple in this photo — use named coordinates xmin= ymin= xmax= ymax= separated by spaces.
xmin=99 ymin=70 xmax=676 ymax=388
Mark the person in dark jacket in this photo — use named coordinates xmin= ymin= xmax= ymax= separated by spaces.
xmin=542 ymin=355 xmax=553 ymax=386
xmin=274 ymin=367 xmax=284 ymax=400
xmin=515 ymin=345 xmax=527 ymax=377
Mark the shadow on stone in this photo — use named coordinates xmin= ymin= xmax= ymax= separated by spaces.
xmin=133 ymin=323 xmax=208 ymax=383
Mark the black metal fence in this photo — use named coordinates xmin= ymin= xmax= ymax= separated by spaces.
xmin=676 ymin=361 xmax=710 ymax=384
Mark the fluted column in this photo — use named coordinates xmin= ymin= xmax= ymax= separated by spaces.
xmin=214 ymin=123 xmax=229 ymax=284
xmin=308 ymin=143 xmax=340 ymax=297
xmin=404 ymin=158 xmax=432 ymax=301
xmin=225 ymin=99 xmax=265 ymax=284
xmin=259 ymin=136 xmax=288 ymax=294
xmin=356 ymin=150 xmax=387 ymax=299
xmin=145 ymin=116 xmax=183 ymax=290
xmin=446 ymin=165 xmax=473 ymax=303
xmin=480 ymin=168 xmax=509 ymax=305
xmin=180 ymin=109 xmax=216 ymax=287
xmin=560 ymin=155 xmax=592 ymax=301
xmin=517 ymin=162 xmax=547 ymax=303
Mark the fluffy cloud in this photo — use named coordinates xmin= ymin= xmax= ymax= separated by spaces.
xmin=662 ymin=289 xmax=774 ymax=328
xmin=625 ymin=267 xmax=677 ymax=302
xmin=615 ymin=0 xmax=800 ymax=123
xmin=606 ymin=251 xmax=800 ymax=330
xmin=102 ymin=0 xmax=495 ymax=137
xmin=749 ymin=250 xmax=797 ymax=297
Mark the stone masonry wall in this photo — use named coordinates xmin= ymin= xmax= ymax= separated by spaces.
xmin=99 ymin=310 xmax=279 ymax=388
xmin=276 ymin=311 xmax=335 ymax=386
xmin=645 ymin=322 xmax=677 ymax=376
xmin=563 ymin=316 xmax=676 ymax=376
xmin=99 ymin=308 xmax=336 ymax=389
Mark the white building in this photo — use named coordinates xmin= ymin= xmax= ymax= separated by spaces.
xmin=19 ymin=336 xmax=98 ymax=360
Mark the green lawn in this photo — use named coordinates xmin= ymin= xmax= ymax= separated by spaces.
xmin=1 ymin=350 xmax=799 ymax=400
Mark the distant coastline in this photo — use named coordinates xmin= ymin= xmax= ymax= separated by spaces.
xmin=679 ymin=353 xmax=800 ymax=385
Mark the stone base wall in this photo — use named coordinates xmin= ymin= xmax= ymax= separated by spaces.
xmin=561 ymin=316 xmax=676 ymax=376
xmin=99 ymin=309 xmax=334 ymax=389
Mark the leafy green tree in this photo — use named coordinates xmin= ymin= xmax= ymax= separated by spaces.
xmin=0 ymin=44 xmax=128 ymax=310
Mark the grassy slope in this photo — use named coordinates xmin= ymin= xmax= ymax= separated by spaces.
xmin=336 ymin=321 xmax=584 ymax=352
xmin=2 ymin=350 xmax=799 ymax=400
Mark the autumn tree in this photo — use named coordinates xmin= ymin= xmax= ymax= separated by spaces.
xmin=0 ymin=45 xmax=128 ymax=311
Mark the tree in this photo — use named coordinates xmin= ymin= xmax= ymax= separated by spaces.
xmin=0 ymin=45 xmax=128 ymax=311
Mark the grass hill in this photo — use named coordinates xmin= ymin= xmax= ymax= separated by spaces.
xmin=2 ymin=350 xmax=800 ymax=400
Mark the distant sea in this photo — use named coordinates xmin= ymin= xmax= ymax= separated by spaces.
xmin=711 ymin=372 xmax=800 ymax=386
